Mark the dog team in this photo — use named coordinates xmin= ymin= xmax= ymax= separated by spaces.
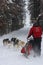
xmin=3 ymin=37 xmax=25 ymax=48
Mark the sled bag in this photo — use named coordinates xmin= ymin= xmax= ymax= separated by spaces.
xmin=21 ymin=47 xmax=26 ymax=53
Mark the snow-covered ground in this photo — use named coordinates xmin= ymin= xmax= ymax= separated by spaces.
xmin=0 ymin=25 xmax=43 ymax=65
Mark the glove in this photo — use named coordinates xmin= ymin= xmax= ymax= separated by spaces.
xmin=27 ymin=35 xmax=30 ymax=40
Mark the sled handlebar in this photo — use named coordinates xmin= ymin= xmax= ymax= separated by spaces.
xmin=27 ymin=38 xmax=30 ymax=42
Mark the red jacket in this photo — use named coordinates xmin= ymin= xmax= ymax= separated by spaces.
xmin=28 ymin=26 xmax=42 ymax=38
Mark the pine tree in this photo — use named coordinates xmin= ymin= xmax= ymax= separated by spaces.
xmin=0 ymin=0 xmax=25 ymax=34
xmin=28 ymin=0 xmax=40 ymax=22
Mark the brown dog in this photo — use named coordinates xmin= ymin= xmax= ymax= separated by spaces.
xmin=18 ymin=40 xmax=26 ymax=47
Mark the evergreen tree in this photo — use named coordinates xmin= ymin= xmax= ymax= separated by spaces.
xmin=28 ymin=0 xmax=40 ymax=22
xmin=0 ymin=0 xmax=25 ymax=34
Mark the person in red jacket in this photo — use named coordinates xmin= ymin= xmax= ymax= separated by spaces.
xmin=27 ymin=21 xmax=42 ymax=56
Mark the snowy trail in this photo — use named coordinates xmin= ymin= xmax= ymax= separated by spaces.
xmin=0 ymin=26 xmax=43 ymax=65
xmin=0 ymin=26 xmax=29 ymax=45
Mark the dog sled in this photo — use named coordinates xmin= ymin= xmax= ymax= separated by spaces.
xmin=21 ymin=39 xmax=33 ymax=57
xmin=21 ymin=37 xmax=41 ymax=57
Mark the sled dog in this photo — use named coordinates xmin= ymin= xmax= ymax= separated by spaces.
xmin=3 ymin=38 xmax=9 ymax=45
xmin=11 ymin=38 xmax=25 ymax=48
xmin=3 ymin=38 xmax=14 ymax=47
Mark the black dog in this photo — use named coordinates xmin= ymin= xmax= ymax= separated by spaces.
xmin=11 ymin=38 xmax=16 ymax=42
xmin=11 ymin=38 xmax=19 ymax=46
